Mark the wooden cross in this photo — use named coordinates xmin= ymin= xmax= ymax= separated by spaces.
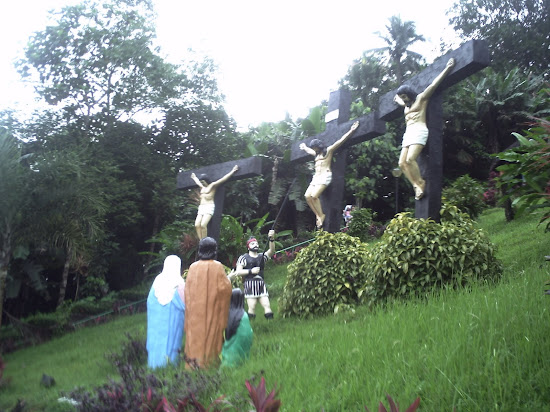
xmin=176 ymin=157 xmax=263 ymax=240
xmin=379 ymin=39 xmax=489 ymax=221
xmin=291 ymin=39 xmax=489 ymax=230
xmin=290 ymin=91 xmax=386 ymax=232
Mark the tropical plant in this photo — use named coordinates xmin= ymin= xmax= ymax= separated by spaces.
xmin=279 ymin=231 xmax=371 ymax=317
xmin=496 ymin=104 xmax=550 ymax=230
xmin=442 ymin=68 xmax=547 ymax=180
xmin=361 ymin=205 xmax=502 ymax=304
xmin=365 ymin=394 xmax=420 ymax=412
xmin=370 ymin=15 xmax=426 ymax=84
xmin=245 ymin=376 xmax=281 ymax=412
xmin=340 ymin=53 xmax=390 ymax=111
xmin=442 ymin=175 xmax=487 ymax=219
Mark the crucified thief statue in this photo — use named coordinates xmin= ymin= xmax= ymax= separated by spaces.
xmin=191 ymin=165 xmax=239 ymax=239
xmin=299 ymin=120 xmax=359 ymax=228
xmin=394 ymin=58 xmax=455 ymax=200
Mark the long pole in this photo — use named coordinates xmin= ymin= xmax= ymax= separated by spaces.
xmin=260 ymin=178 xmax=297 ymax=264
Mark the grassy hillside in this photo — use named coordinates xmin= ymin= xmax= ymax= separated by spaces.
xmin=1 ymin=208 xmax=549 ymax=411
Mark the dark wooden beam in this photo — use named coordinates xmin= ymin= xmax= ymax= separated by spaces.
xmin=176 ymin=157 xmax=263 ymax=190
xmin=379 ymin=39 xmax=490 ymax=122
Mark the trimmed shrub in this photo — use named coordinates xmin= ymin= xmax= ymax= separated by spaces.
xmin=361 ymin=205 xmax=502 ymax=305
xmin=347 ymin=208 xmax=386 ymax=242
xmin=117 ymin=282 xmax=151 ymax=302
xmin=24 ymin=310 xmax=70 ymax=338
xmin=279 ymin=231 xmax=371 ymax=317
xmin=70 ymin=296 xmax=116 ymax=316
xmin=442 ymin=175 xmax=487 ymax=219
xmin=80 ymin=276 xmax=109 ymax=299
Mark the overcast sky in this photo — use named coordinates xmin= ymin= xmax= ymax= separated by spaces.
xmin=1 ymin=0 xmax=460 ymax=129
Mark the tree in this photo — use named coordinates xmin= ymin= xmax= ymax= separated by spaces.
xmin=13 ymin=0 xmax=246 ymax=298
xmin=370 ymin=15 xmax=426 ymax=85
xmin=0 ymin=118 xmax=31 ymax=327
xmin=18 ymin=0 xmax=183 ymax=130
xmin=448 ymin=0 xmax=549 ymax=75
xmin=345 ymin=134 xmax=401 ymax=215
xmin=24 ymin=145 xmax=107 ymax=308
xmin=339 ymin=53 xmax=391 ymax=111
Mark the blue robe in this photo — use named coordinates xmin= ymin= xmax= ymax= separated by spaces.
xmin=146 ymin=286 xmax=185 ymax=369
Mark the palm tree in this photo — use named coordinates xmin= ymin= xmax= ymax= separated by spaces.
xmin=371 ymin=16 xmax=426 ymax=84
xmin=0 ymin=126 xmax=30 ymax=328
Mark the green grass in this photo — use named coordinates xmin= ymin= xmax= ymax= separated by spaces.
xmin=1 ymin=315 xmax=146 ymax=410
xmin=2 ymin=208 xmax=549 ymax=411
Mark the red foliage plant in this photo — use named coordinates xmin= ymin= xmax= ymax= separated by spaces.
xmin=364 ymin=395 xmax=420 ymax=412
xmin=245 ymin=376 xmax=281 ymax=412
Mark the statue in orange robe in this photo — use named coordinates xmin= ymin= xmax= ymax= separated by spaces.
xmin=184 ymin=237 xmax=231 ymax=369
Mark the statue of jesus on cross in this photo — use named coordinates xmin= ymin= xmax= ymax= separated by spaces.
xmin=394 ymin=58 xmax=455 ymax=200
xmin=299 ymin=120 xmax=359 ymax=228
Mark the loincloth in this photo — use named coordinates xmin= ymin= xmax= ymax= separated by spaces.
xmin=197 ymin=203 xmax=215 ymax=216
xmin=310 ymin=172 xmax=332 ymax=186
xmin=402 ymin=124 xmax=429 ymax=147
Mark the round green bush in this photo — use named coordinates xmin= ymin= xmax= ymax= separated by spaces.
xmin=347 ymin=207 xmax=375 ymax=242
xmin=361 ymin=204 xmax=502 ymax=304
xmin=278 ymin=231 xmax=372 ymax=317
xmin=442 ymin=174 xmax=487 ymax=219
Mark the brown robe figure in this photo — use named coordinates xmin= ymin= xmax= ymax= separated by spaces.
xmin=184 ymin=237 xmax=231 ymax=369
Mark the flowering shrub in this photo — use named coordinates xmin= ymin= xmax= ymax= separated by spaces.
xmin=272 ymin=247 xmax=303 ymax=265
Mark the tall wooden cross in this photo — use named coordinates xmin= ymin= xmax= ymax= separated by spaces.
xmin=176 ymin=157 xmax=263 ymax=241
xmin=291 ymin=40 xmax=489 ymax=230
xmin=379 ymin=39 xmax=489 ymax=221
xmin=289 ymin=91 xmax=386 ymax=232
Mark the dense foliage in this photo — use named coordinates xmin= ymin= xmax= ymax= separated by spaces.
xmin=1 ymin=0 xmax=548 ymax=323
xmin=496 ymin=96 xmax=550 ymax=230
xmin=346 ymin=208 xmax=386 ymax=242
xmin=279 ymin=231 xmax=371 ymax=317
xmin=449 ymin=0 xmax=549 ymax=74
xmin=360 ymin=205 xmax=502 ymax=304
xmin=442 ymin=175 xmax=487 ymax=219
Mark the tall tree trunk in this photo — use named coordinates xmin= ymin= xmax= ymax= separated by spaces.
xmin=57 ymin=246 xmax=72 ymax=308
xmin=143 ymin=213 xmax=160 ymax=277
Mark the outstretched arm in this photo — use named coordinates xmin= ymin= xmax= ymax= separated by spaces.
xmin=190 ymin=172 xmax=204 ymax=188
xmin=299 ymin=142 xmax=317 ymax=156
xmin=265 ymin=230 xmax=276 ymax=258
xmin=326 ymin=120 xmax=359 ymax=154
xmin=211 ymin=165 xmax=239 ymax=187
xmin=421 ymin=58 xmax=455 ymax=100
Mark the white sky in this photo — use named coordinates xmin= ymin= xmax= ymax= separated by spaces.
xmin=0 ymin=0 xmax=460 ymax=129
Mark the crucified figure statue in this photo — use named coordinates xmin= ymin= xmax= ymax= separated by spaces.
xmin=394 ymin=58 xmax=455 ymax=200
xmin=299 ymin=120 xmax=359 ymax=228
xmin=190 ymin=165 xmax=239 ymax=239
